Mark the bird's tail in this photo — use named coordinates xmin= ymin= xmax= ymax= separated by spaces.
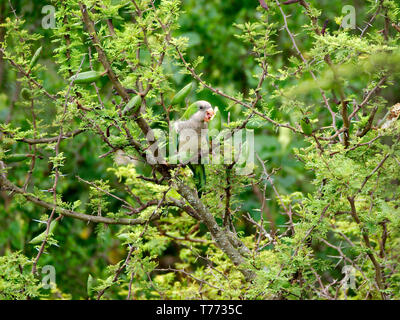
xmin=188 ymin=163 xmax=206 ymax=198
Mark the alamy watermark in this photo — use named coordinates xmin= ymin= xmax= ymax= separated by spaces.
xmin=41 ymin=5 xmax=56 ymax=29
xmin=342 ymin=265 xmax=356 ymax=290
xmin=41 ymin=265 xmax=56 ymax=289
xmin=341 ymin=5 xmax=356 ymax=29
xmin=145 ymin=127 xmax=255 ymax=175
xmin=39 ymin=4 xmax=359 ymax=30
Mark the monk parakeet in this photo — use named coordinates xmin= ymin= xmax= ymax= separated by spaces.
xmin=300 ymin=117 xmax=313 ymax=136
xmin=173 ymin=100 xmax=216 ymax=197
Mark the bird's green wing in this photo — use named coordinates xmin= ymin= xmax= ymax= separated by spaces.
xmin=168 ymin=125 xmax=195 ymax=164
xmin=180 ymin=102 xmax=198 ymax=120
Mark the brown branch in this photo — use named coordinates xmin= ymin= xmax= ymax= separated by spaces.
xmin=283 ymin=0 xmax=300 ymax=5
xmin=330 ymin=134 xmax=382 ymax=157
xmin=252 ymin=183 xmax=276 ymax=235
xmin=33 ymin=56 xmax=87 ymax=274
xmin=319 ymin=237 xmax=374 ymax=290
xmin=299 ymin=0 xmax=321 ymax=35
xmin=76 ymin=175 xmax=140 ymax=213
xmin=359 ymin=153 xmax=390 ymax=192
xmin=79 ymin=3 xmax=154 ymax=142
xmin=349 ymin=76 xmax=388 ymax=120
xmin=275 ymin=0 xmax=338 ymax=135
xmin=159 ymin=230 xmax=211 ymax=244
xmin=347 ymin=196 xmax=386 ymax=299
xmin=379 ymin=220 xmax=388 ymax=259
xmin=0 ymin=129 xmax=84 ymax=145
xmin=256 ymin=153 xmax=291 ymax=217
xmin=392 ymin=23 xmax=400 ymax=33
xmin=175 ymin=179 xmax=255 ymax=281
xmin=223 ymin=164 xmax=234 ymax=228
xmin=360 ymin=1 xmax=383 ymax=38
xmin=154 ymin=267 xmax=222 ymax=291
xmin=97 ymin=245 xmax=136 ymax=300
xmin=0 ymin=48 xmax=57 ymax=101
xmin=341 ymin=101 xmax=350 ymax=148
xmin=357 ymin=106 xmax=378 ymax=138
xmin=0 ymin=165 xmax=156 ymax=226
xmin=243 ymin=212 xmax=274 ymax=248
xmin=22 ymin=85 xmax=38 ymax=191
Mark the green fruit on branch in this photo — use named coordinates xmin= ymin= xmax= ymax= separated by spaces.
xmin=4 ymin=154 xmax=31 ymax=163
xmin=122 ymin=95 xmax=141 ymax=116
xmin=69 ymin=71 xmax=104 ymax=84
xmin=21 ymin=88 xmax=32 ymax=101
xmin=28 ymin=46 xmax=42 ymax=72
xmin=29 ymin=220 xmax=58 ymax=244
xmin=171 ymin=83 xmax=192 ymax=105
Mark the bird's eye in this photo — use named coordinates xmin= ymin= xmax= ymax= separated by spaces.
xmin=199 ymin=106 xmax=204 ymax=110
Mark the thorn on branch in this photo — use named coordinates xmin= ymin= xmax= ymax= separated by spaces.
xmin=321 ymin=19 xmax=329 ymax=35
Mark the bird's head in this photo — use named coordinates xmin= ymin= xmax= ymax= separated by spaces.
xmin=195 ymin=100 xmax=215 ymax=123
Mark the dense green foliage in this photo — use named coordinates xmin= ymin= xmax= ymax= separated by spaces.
xmin=1 ymin=0 xmax=400 ymax=300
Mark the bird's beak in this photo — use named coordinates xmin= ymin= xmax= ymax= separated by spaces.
xmin=204 ymin=108 xmax=215 ymax=122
